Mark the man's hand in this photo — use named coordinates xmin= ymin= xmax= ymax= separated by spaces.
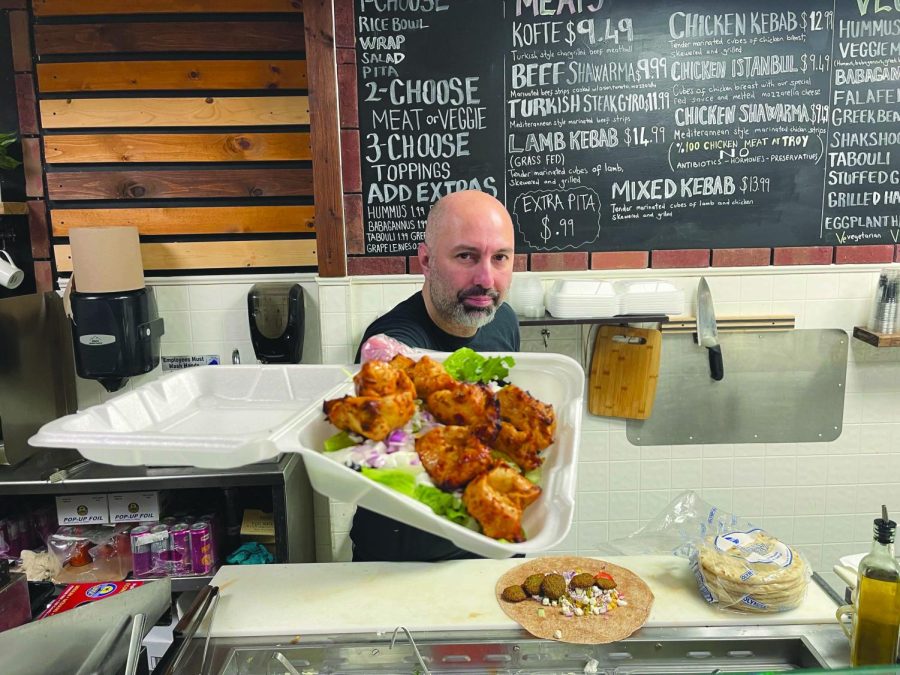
xmin=359 ymin=333 xmax=415 ymax=363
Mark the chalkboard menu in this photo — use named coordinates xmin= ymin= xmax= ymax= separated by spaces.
xmin=354 ymin=0 xmax=900 ymax=254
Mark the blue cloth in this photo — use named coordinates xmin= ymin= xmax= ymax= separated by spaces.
xmin=225 ymin=542 xmax=274 ymax=565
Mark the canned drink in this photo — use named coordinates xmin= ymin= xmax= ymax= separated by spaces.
xmin=169 ymin=523 xmax=192 ymax=575
xmin=162 ymin=517 xmax=177 ymax=527
xmin=149 ymin=524 xmax=170 ymax=576
xmin=157 ymin=549 xmax=181 ymax=575
xmin=190 ymin=521 xmax=213 ymax=575
xmin=130 ymin=525 xmax=153 ymax=577
xmin=200 ymin=513 xmax=219 ymax=564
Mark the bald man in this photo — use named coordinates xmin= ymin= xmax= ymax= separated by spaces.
xmin=351 ymin=190 xmax=520 ymax=562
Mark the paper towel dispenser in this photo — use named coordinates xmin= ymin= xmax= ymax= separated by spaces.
xmin=64 ymin=227 xmax=165 ymax=392
xmin=70 ymin=287 xmax=165 ymax=392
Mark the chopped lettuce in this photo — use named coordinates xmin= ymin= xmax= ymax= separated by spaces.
xmin=444 ymin=347 xmax=515 ymax=384
xmin=323 ymin=430 xmax=358 ymax=453
xmin=414 ymin=485 xmax=471 ymax=525
xmin=360 ymin=468 xmax=416 ymax=497
xmin=524 ymin=466 xmax=542 ymax=485
xmin=359 ymin=469 xmax=473 ymax=527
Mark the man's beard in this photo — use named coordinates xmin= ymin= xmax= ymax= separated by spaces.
xmin=428 ymin=273 xmax=500 ymax=330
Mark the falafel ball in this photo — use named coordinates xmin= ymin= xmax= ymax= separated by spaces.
xmin=501 ymin=585 xmax=528 ymax=602
xmin=594 ymin=575 xmax=617 ymax=590
xmin=540 ymin=573 xmax=567 ymax=600
xmin=569 ymin=572 xmax=595 ymax=590
xmin=522 ymin=573 xmax=544 ymax=596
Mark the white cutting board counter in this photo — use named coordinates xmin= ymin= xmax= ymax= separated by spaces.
xmin=208 ymin=555 xmax=839 ymax=638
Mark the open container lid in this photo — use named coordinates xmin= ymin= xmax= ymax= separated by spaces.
xmin=31 ymin=353 xmax=585 ymax=558
xmin=30 ymin=365 xmax=352 ymax=469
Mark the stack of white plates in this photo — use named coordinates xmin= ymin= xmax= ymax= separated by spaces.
xmin=507 ymin=273 xmax=546 ymax=318
xmin=615 ymin=280 xmax=685 ymax=315
xmin=546 ymin=279 xmax=619 ymax=318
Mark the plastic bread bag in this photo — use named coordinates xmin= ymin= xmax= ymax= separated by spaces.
xmin=603 ymin=491 xmax=811 ymax=613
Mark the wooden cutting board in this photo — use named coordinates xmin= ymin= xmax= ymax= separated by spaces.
xmin=588 ymin=325 xmax=662 ymax=419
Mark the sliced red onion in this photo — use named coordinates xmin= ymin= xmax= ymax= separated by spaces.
xmin=387 ymin=429 xmax=406 ymax=443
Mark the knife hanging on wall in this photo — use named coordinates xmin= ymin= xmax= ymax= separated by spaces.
xmin=696 ymin=277 xmax=724 ymax=381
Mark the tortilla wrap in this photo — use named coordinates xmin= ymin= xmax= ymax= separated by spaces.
xmin=495 ymin=556 xmax=654 ymax=644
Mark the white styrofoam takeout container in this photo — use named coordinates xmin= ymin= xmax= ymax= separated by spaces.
xmin=30 ymin=352 xmax=584 ymax=558
xmin=277 ymin=352 xmax=585 ymax=558
xmin=30 ymin=365 xmax=352 ymax=468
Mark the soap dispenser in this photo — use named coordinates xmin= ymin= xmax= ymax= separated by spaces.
xmin=247 ymin=283 xmax=305 ymax=363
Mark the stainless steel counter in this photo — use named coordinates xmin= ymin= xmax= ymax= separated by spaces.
xmin=158 ymin=622 xmax=852 ymax=673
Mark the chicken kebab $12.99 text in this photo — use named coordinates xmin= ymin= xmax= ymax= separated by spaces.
xmin=321 ymin=349 xmax=557 ymax=542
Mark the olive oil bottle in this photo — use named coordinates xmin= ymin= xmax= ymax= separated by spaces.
xmin=852 ymin=507 xmax=900 ymax=667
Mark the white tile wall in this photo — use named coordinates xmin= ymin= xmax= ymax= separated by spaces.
xmin=316 ymin=266 xmax=900 ymax=593
xmin=73 ymin=273 xmax=322 ymax=408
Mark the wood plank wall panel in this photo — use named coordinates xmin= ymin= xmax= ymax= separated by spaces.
xmin=35 ymin=21 xmax=305 ymax=54
xmin=9 ymin=7 xmax=47 ymax=293
xmin=304 ymin=0 xmax=345 ymax=277
xmin=43 ymin=132 xmax=312 ymax=163
xmin=51 ymin=206 xmax=316 ymax=235
xmin=33 ymin=0 xmax=302 ymax=15
xmin=22 ymin=137 xmax=43 ymax=197
xmin=54 ymin=239 xmax=318 ymax=271
xmin=14 ymin=73 xmax=37 ymax=134
xmin=41 ymin=96 xmax=310 ymax=128
xmin=37 ymin=60 xmax=308 ymax=92
xmin=48 ymin=168 xmax=314 ymax=200
xmin=0 ymin=203 xmax=29 ymax=215
xmin=9 ymin=10 xmax=30 ymax=72
xmin=26 ymin=0 xmax=336 ymax=274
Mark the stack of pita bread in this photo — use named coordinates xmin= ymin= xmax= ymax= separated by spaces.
xmin=692 ymin=529 xmax=810 ymax=612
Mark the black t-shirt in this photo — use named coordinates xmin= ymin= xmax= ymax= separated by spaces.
xmin=354 ymin=291 xmax=520 ymax=360
xmin=350 ymin=291 xmax=520 ymax=562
